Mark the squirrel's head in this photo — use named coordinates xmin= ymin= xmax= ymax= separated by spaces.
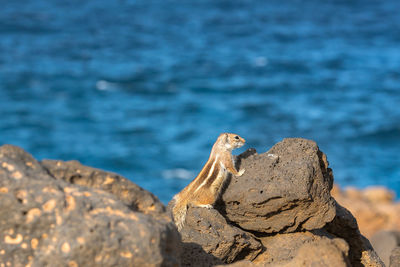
xmin=217 ymin=133 xmax=246 ymax=150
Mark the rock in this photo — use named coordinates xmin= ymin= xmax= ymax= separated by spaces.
xmin=179 ymin=206 xmax=263 ymax=265
xmin=370 ymin=231 xmax=400 ymax=266
xmin=180 ymin=241 xmax=224 ymax=267
xmin=175 ymin=138 xmax=384 ymax=266
xmin=221 ymin=138 xmax=336 ymax=233
xmin=3 ymin=136 xmax=387 ymax=267
xmin=218 ymin=259 xmax=256 ymax=267
xmin=253 ymin=231 xmax=351 ymax=267
xmin=281 ymin=237 xmax=350 ymax=267
xmin=40 ymin=159 xmax=167 ymax=220
xmin=390 ymin=247 xmax=400 ymax=267
xmin=362 ymin=187 xmax=395 ymax=203
xmin=324 ymin=202 xmax=384 ymax=267
xmin=332 ymin=184 xmax=400 ymax=238
xmin=0 ymin=145 xmax=181 ymax=267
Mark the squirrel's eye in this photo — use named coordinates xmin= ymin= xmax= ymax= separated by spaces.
xmin=235 ymin=136 xmax=239 ymax=140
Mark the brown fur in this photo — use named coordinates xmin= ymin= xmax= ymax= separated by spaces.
xmin=171 ymin=133 xmax=245 ymax=230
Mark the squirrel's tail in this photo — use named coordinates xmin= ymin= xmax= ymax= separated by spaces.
xmin=171 ymin=197 xmax=188 ymax=231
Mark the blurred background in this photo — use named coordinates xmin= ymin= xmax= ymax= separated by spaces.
xmin=1 ymin=0 xmax=399 ymax=203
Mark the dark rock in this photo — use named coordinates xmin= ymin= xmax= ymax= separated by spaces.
xmin=390 ymin=247 xmax=400 ymax=267
xmin=221 ymin=138 xmax=336 ymax=233
xmin=180 ymin=242 xmax=224 ymax=267
xmin=324 ymin=202 xmax=384 ymax=267
xmin=171 ymin=138 xmax=385 ymax=266
xmin=40 ymin=159 xmax=167 ymax=220
xmin=180 ymin=206 xmax=263 ymax=264
xmin=370 ymin=230 xmax=400 ymax=266
xmin=253 ymin=230 xmax=351 ymax=267
xmin=279 ymin=237 xmax=349 ymax=267
xmin=218 ymin=259 xmax=256 ymax=267
xmin=0 ymin=145 xmax=181 ymax=267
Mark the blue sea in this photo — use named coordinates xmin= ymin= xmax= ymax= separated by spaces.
xmin=1 ymin=0 xmax=399 ymax=203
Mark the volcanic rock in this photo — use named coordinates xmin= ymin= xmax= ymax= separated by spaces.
xmin=179 ymin=206 xmax=263 ymax=265
xmin=254 ymin=231 xmax=351 ymax=267
xmin=0 ymin=145 xmax=180 ymax=267
xmin=40 ymin=159 xmax=166 ymax=220
xmin=390 ymin=247 xmax=400 ymax=267
xmin=324 ymin=202 xmax=384 ymax=267
xmin=175 ymin=138 xmax=384 ymax=266
xmin=2 ymin=137 xmax=388 ymax=267
xmin=221 ymin=138 xmax=336 ymax=233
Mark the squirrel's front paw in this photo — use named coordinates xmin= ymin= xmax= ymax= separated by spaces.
xmin=197 ymin=204 xmax=213 ymax=209
xmin=237 ymin=169 xmax=245 ymax=176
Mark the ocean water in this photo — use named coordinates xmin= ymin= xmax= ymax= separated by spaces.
xmin=1 ymin=0 xmax=399 ymax=203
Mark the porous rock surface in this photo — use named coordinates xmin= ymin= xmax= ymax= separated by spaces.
xmin=390 ymin=247 xmax=400 ymax=267
xmin=179 ymin=138 xmax=384 ymax=266
xmin=179 ymin=206 xmax=262 ymax=265
xmin=221 ymin=138 xmax=336 ymax=233
xmin=324 ymin=203 xmax=383 ymax=267
xmin=254 ymin=230 xmax=351 ymax=267
xmin=40 ymin=159 xmax=166 ymax=220
xmin=0 ymin=145 xmax=180 ymax=267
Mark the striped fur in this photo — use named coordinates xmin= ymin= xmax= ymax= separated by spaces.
xmin=171 ymin=133 xmax=245 ymax=230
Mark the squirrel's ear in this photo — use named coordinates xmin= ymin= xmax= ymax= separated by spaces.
xmin=224 ymin=133 xmax=229 ymax=143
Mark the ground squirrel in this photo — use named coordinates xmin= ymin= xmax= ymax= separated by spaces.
xmin=170 ymin=133 xmax=246 ymax=230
